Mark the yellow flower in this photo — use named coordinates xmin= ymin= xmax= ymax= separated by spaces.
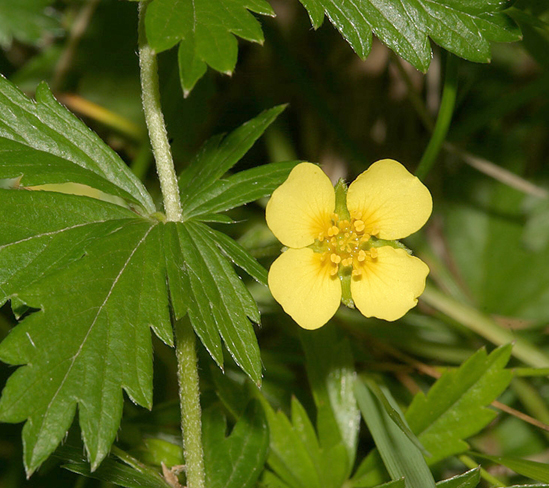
xmin=266 ymin=160 xmax=432 ymax=330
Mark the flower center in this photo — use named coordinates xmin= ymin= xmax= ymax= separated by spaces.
xmin=315 ymin=213 xmax=378 ymax=278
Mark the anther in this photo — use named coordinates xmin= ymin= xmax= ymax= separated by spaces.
xmin=370 ymin=248 xmax=378 ymax=259
xmin=357 ymin=250 xmax=366 ymax=262
xmin=352 ymin=269 xmax=362 ymax=277
xmin=330 ymin=253 xmax=341 ymax=264
xmin=353 ymin=220 xmax=365 ymax=232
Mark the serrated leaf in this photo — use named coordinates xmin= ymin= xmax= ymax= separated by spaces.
xmin=436 ymin=467 xmax=481 ymax=488
xmin=56 ymin=444 xmax=172 ymax=488
xmin=354 ymin=379 xmax=436 ymax=488
xmin=0 ymin=0 xmax=60 ymax=48
xmin=471 ymin=452 xmax=549 ymax=484
xmin=300 ymin=327 xmax=360 ymax=479
xmin=405 ymin=345 xmax=513 ymax=465
xmin=0 ymin=190 xmax=172 ymax=475
xmin=168 ymin=221 xmax=262 ymax=384
xmin=203 ymin=400 xmax=269 ymax=488
xmin=145 ymin=0 xmax=275 ymax=94
xmin=200 ymin=225 xmax=268 ymax=285
xmin=259 ymin=397 xmax=322 ymax=488
xmin=0 ymin=76 xmax=154 ymax=213
xmin=179 ymin=105 xmax=286 ymax=212
xmin=182 ymin=161 xmax=299 ymax=219
xmin=297 ymin=0 xmax=520 ymax=71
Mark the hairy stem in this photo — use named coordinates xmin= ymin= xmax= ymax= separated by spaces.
xmin=174 ymin=317 xmax=206 ymax=488
xmin=415 ymin=53 xmax=459 ymax=181
xmin=138 ymin=0 xmax=182 ymax=221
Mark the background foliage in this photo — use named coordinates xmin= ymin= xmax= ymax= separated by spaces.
xmin=0 ymin=0 xmax=549 ymax=487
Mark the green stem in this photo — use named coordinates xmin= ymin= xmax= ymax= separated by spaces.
xmin=174 ymin=317 xmax=206 ymax=488
xmin=458 ymin=455 xmax=506 ymax=487
xmin=138 ymin=0 xmax=182 ymax=221
xmin=415 ymin=53 xmax=459 ymax=181
xmin=421 ymin=284 xmax=549 ymax=368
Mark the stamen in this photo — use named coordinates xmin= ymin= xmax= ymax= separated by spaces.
xmin=353 ymin=220 xmax=365 ymax=232
xmin=370 ymin=248 xmax=378 ymax=259
xmin=357 ymin=250 xmax=366 ymax=262
xmin=330 ymin=254 xmax=341 ymax=264
xmin=352 ymin=269 xmax=362 ymax=277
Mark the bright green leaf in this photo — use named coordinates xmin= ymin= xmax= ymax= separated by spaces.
xmin=436 ymin=467 xmax=481 ymax=488
xmin=405 ymin=345 xmax=513 ymax=465
xmin=0 ymin=190 xmax=172 ymax=475
xmin=145 ymin=0 xmax=275 ymax=94
xmin=259 ymin=397 xmax=322 ymax=488
xmin=373 ymin=480 xmax=406 ymax=488
xmin=203 ymin=400 xmax=269 ymax=488
xmin=297 ymin=0 xmax=520 ymax=71
xmin=354 ymin=379 xmax=436 ymax=488
xmin=300 ymin=327 xmax=360 ymax=478
xmin=0 ymin=76 xmax=154 ymax=213
xmin=471 ymin=452 xmax=549 ymax=484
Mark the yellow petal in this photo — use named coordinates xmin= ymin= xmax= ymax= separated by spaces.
xmin=268 ymin=248 xmax=341 ymax=330
xmin=351 ymin=246 xmax=429 ymax=321
xmin=346 ymin=159 xmax=432 ymax=240
xmin=266 ymin=163 xmax=335 ymax=248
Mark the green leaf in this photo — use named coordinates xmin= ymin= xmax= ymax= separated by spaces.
xmin=203 ymin=399 xmax=269 ymax=488
xmin=354 ymin=379 xmax=436 ymax=488
xmin=436 ymin=467 xmax=481 ymax=488
xmin=179 ymin=105 xmax=286 ymax=212
xmin=373 ymin=480 xmax=406 ymax=488
xmin=56 ymin=445 xmax=172 ymax=488
xmin=297 ymin=0 xmax=521 ymax=71
xmin=443 ymin=160 xmax=549 ymax=322
xmin=199 ymin=226 xmax=268 ymax=285
xmin=0 ymin=0 xmax=60 ymax=48
xmin=259 ymin=397 xmax=322 ymax=488
xmin=145 ymin=0 xmax=275 ymax=94
xmin=405 ymin=345 xmax=513 ymax=465
xmin=300 ymin=327 xmax=360 ymax=478
xmin=0 ymin=76 xmax=155 ymax=213
xmin=0 ymin=190 xmax=173 ymax=475
xmin=168 ymin=221 xmax=262 ymax=384
xmin=471 ymin=452 xmax=549 ymax=483
xmin=182 ymin=161 xmax=298 ymax=219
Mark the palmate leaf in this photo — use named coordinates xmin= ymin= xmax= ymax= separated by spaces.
xmin=0 ymin=190 xmax=173 ymax=475
xmin=144 ymin=0 xmax=275 ymax=95
xmin=0 ymin=75 xmax=283 ymax=474
xmin=298 ymin=0 xmax=521 ymax=71
xmin=405 ymin=345 xmax=513 ymax=464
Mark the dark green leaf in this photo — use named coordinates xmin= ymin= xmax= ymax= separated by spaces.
xmin=199 ymin=225 xmax=269 ymax=285
xmin=183 ymin=161 xmax=299 ymax=219
xmin=471 ymin=452 xmax=549 ymax=484
xmin=301 ymin=327 xmax=360 ymax=478
xmin=436 ymin=467 xmax=481 ymax=488
xmin=203 ymin=400 xmax=269 ymax=488
xmin=180 ymin=105 xmax=286 ymax=210
xmin=0 ymin=191 xmax=172 ymax=475
xmin=145 ymin=0 xmax=275 ymax=94
xmin=56 ymin=445 xmax=172 ymax=488
xmin=0 ymin=0 xmax=60 ymax=48
xmin=170 ymin=222 xmax=262 ymax=384
xmin=354 ymin=379 xmax=436 ymax=488
xmin=0 ymin=76 xmax=154 ymax=212
xmin=297 ymin=0 xmax=521 ymax=71
xmin=405 ymin=345 xmax=513 ymax=464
